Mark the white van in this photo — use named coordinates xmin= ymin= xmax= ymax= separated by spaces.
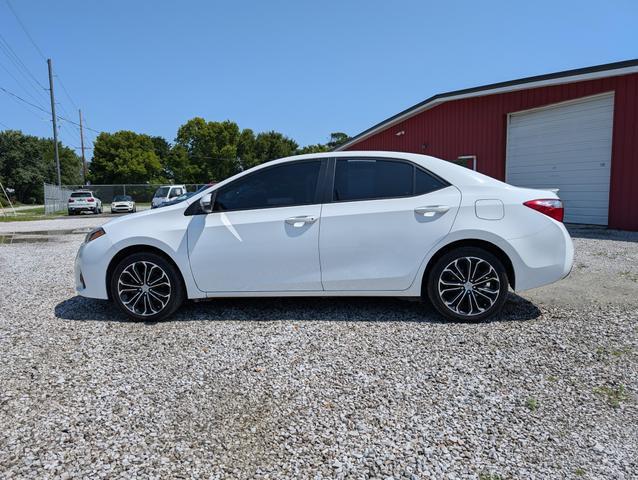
xmin=151 ymin=185 xmax=186 ymax=209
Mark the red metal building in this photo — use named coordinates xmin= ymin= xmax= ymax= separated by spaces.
xmin=337 ymin=60 xmax=638 ymax=231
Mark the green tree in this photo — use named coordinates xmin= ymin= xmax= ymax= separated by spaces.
xmin=326 ymin=132 xmax=350 ymax=149
xmin=0 ymin=130 xmax=81 ymax=203
xmin=254 ymin=131 xmax=298 ymax=164
xmin=175 ymin=118 xmax=243 ymax=181
xmin=89 ymin=131 xmax=165 ymax=184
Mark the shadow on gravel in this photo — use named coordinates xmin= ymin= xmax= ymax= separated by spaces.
xmin=567 ymin=224 xmax=638 ymax=243
xmin=55 ymin=292 xmax=540 ymax=324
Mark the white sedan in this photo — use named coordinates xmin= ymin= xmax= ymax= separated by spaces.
xmin=75 ymin=152 xmax=573 ymax=322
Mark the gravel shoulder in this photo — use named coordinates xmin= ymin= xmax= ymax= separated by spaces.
xmin=0 ymin=224 xmax=636 ymax=479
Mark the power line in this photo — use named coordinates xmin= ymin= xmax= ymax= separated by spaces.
xmin=55 ymin=75 xmax=79 ymax=110
xmin=0 ymin=84 xmax=102 ymax=133
xmin=0 ymin=85 xmax=49 ymax=122
xmin=4 ymin=1 xmax=83 ymax=122
xmin=0 ymin=32 xmax=48 ymax=91
xmin=0 ymin=57 xmax=48 ymax=109
xmin=0 ymin=120 xmax=11 ymax=129
xmin=4 ymin=0 xmax=46 ymax=59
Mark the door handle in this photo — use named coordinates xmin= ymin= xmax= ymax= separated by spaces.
xmin=285 ymin=215 xmax=318 ymax=227
xmin=415 ymin=205 xmax=450 ymax=216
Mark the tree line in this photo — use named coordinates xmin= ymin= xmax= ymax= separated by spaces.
xmin=0 ymin=119 xmax=349 ymax=203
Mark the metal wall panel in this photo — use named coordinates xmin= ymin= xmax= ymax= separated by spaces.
xmin=346 ymin=74 xmax=638 ymax=230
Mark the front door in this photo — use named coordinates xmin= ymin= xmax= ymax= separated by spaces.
xmin=187 ymin=159 xmax=325 ymax=292
xmin=320 ymin=158 xmax=461 ymax=291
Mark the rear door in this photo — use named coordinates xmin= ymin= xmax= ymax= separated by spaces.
xmin=319 ymin=158 xmax=461 ymax=291
xmin=187 ymin=159 xmax=326 ymax=292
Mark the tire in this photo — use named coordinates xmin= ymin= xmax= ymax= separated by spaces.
xmin=110 ymin=252 xmax=185 ymax=321
xmin=68 ymin=210 xmax=73 ymax=216
xmin=427 ymin=247 xmax=509 ymax=322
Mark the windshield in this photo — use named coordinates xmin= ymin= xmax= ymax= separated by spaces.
xmin=71 ymin=192 xmax=91 ymax=198
xmin=153 ymin=187 xmax=170 ymax=198
xmin=113 ymin=195 xmax=132 ymax=202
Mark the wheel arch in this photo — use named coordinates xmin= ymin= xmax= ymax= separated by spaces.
xmin=421 ymin=238 xmax=516 ymax=295
xmin=105 ymin=244 xmax=187 ymax=300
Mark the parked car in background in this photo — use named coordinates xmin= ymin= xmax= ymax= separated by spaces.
xmin=75 ymin=151 xmax=573 ymax=322
xmin=110 ymin=195 xmax=136 ymax=214
xmin=68 ymin=191 xmax=102 ymax=215
xmin=151 ymin=185 xmax=186 ymax=208
xmin=157 ymin=191 xmax=196 ymax=208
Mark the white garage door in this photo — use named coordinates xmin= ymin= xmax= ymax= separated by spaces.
xmin=506 ymin=93 xmax=614 ymax=225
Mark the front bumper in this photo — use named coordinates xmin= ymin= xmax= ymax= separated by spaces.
xmin=75 ymin=236 xmax=112 ymax=299
xmin=111 ymin=204 xmax=134 ymax=212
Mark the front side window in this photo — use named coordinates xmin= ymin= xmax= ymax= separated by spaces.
xmin=154 ymin=187 xmax=170 ymax=198
xmin=214 ymin=161 xmax=321 ymax=212
xmin=333 ymin=158 xmax=448 ymax=201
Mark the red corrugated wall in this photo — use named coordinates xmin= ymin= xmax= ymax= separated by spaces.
xmin=345 ymin=73 xmax=638 ymax=231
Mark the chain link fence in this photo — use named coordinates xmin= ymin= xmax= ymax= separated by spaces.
xmin=44 ymin=183 xmax=74 ymax=214
xmin=44 ymin=183 xmax=208 ymax=214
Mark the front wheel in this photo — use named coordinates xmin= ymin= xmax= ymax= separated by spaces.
xmin=427 ymin=247 xmax=509 ymax=322
xmin=110 ymin=252 xmax=185 ymax=321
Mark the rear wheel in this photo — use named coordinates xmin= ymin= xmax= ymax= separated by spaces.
xmin=110 ymin=252 xmax=185 ymax=321
xmin=427 ymin=247 xmax=509 ymax=322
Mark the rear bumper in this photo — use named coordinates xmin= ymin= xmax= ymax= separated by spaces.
xmin=68 ymin=205 xmax=96 ymax=211
xmin=508 ymin=221 xmax=574 ymax=291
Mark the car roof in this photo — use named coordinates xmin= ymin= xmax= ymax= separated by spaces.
xmin=254 ymin=151 xmax=508 ymax=188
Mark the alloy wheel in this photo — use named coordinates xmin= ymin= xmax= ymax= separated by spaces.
xmin=117 ymin=260 xmax=172 ymax=316
xmin=437 ymin=256 xmax=501 ymax=317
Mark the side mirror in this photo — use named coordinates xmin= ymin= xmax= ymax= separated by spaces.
xmin=200 ymin=193 xmax=213 ymax=213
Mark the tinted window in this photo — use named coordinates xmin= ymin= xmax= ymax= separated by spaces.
xmin=71 ymin=192 xmax=91 ymax=198
xmin=333 ymin=159 xmax=413 ymax=201
xmin=154 ymin=187 xmax=170 ymax=198
xmin=214 ymin=161 xmax=321 ymax=211
xmin=415 ymin=168 xmax=448 ymax=195
xmin=113 ymin=195 xmax=132 ymax=201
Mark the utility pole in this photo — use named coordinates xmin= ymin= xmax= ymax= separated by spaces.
xmin=79 ymin=109 xmax=87 ymax=184
xmin=47 ymin=58 xmax=61 ymax=186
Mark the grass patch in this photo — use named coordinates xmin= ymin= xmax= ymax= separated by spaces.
xmin=525 ymin=398 xmax=539 ymax=411
xmin=0 ymin=210 xmax=66 ymax=222
xmin=620 ymin=271 xmax=638 ymax=282
xmin=575 ymin=467 xmax=586 ymax=477
xmin=479 ymin=473 xmax=503 ymax=480
xmin=593 ymin=385 xmax=629 ymax=408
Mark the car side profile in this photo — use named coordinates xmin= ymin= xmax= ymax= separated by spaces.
xmin=75 ymin=152 xmax=573 ymax=322
xmin=68 ymin=191 xmax=102 ymax=215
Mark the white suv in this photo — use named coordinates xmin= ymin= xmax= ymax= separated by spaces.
xmin=68 ymin=191 xmax=102 ymax=215
xmin=151 ymin=185 xmax=186 ymax=208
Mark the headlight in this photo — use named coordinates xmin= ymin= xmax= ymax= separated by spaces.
xmin=85 ymin=227 xmax=106 ymax=243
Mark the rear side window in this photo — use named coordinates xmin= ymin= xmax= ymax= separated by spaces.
xmin=333 ymin=159 xmax=447 ymax=201
xmin=415 ymin=168 xmax=448 ymax=195
xmin=214 ymin=161 xmax=321 ymax=212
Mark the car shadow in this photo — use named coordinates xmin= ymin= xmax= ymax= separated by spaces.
xmin=54 ymin=292 xmax=541 ymax=325
xmin=566 ymin=224 xmax=638 ymax=243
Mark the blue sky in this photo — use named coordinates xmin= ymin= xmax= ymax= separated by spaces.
xmin=1 ymin=0 xmax=636 ymax=156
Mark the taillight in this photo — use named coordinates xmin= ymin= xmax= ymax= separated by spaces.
xmin=524 ymin=199 xmax=564 ymax=222
xmin=68 ymin=199 xmax=74 ymax=203
xmin=87 ymin=198 xmax=95 ymax=202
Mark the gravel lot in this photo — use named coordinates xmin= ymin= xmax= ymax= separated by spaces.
xmin=0 ymin=219 xmax=636 ymax=479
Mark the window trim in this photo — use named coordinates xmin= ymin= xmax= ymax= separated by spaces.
xmin=328 ymin=156 xmax=450 ymax=204
xmin=201 ymin=158 xmax=328 ymax=214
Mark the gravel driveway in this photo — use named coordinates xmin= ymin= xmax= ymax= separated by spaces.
xmin=0 ymin=222 xmax=636 ymax=479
